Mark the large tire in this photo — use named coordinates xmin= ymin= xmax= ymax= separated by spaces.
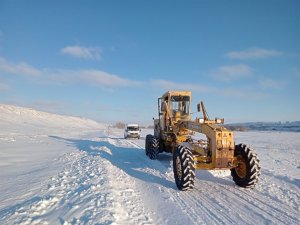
xmin=145 ymin=134 xmax=152 ymax=156
xmin=173 ymin=144 xmax=195 ymax=191
xmin=231 ymin=144 xmax=261 ymax=188
xmin=148 ymin=136 xmax=160 ymax=160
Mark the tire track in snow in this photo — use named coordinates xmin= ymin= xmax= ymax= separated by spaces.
xmin=109 ymin=137 xmax=210 ymax=224
xmin=115 ymin=137 xmax=245 ymax=224
xmin=193 ymin=180 xmax=283 ymax=225
xmin=222 ymin=181 xmax=300 ymax=224
xmin=122 ymin=138 xmax=235 ymax=224
xmin=88 ymin=136 xmax=156 ymax=224
xmin=260 ymin=170 xmax=300 ymax=210
xmin=163 ymin=170 xmax=300 ymax=225
xmin=199 ymin=171 xmax=300 ymax=224
xmin=156 ymin=174 xmax=237 ymax=224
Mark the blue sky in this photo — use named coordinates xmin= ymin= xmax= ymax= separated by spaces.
xmin=0 ymin=1 xmax=299 ymax=124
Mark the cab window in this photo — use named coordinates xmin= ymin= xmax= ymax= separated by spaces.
xmin=170 ymin=96 xmax=190 ymax=115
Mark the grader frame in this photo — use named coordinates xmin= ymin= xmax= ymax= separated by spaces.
xmin=145 ymin=91 xmax=260 ymax=190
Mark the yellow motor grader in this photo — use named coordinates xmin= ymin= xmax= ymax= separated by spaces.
xmin=145 ymin=91 xmax=260 ymax=190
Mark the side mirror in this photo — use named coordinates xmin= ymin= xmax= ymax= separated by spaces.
xmin=197 ymin=103 xmax=201 ymax=112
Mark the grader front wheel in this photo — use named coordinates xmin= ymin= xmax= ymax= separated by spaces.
xmin=231 ymin=144 xmax=261 ymax=188
xmin=173 ymin=144 xmax=195 ymax=191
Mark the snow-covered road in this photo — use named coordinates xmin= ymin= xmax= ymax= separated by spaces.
xmin=0 ymin=104 xmax=299 ymax=224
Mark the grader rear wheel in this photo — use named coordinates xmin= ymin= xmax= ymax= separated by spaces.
xmin=148 ymin=136 xmax=160 ymax=160
xmin=145 ymin=134 xmax=152 ymax=156
xmin=231 ymin=144 xmax=260 ymax=188
xmin=173 ymin=144 xmax=195 ymax=191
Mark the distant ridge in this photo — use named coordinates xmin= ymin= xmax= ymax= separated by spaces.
xmin=225 ymin=121 xmax=300 ymax=132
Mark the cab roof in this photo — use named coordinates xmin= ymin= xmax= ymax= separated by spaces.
xmin=161 ymin=91 xmax=192 ymax=99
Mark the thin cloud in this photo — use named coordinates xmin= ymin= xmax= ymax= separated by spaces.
xmin=226 ymin=47 xmax=282 ymax=60
xmin=151 ymin=79 xmax=213 ymax=93
xmin=0 ymin=82 xmax=10 ymax=91
xmin=217 ymin=87 xmax=266 ymax=99
xmin=211 ymin=64 xmax=252 ymax=82
xmin=60 ymin=45 xmax=102 ymax=60
xmin=291 ymin=67 xmax=300 ymax=78
xmin=77 ymin=70 xmax=141 ymax=87
xmin=0 ymin=57 xmax=41 ymax=76
xmin=0 ymin=56 xmax=140 ymax=88
xmin=45 ymin=69 xmax=142 ymax=88
xmin=258 ymin=78 xmax=285 ymax=89
xmin=151 ymin=79 xmax=265 ymax=100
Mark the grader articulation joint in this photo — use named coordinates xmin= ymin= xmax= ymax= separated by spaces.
xmin=145 ymin=91 xmax=260 ymax=191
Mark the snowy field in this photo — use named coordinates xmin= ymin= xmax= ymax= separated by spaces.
xmin=0 ymin=104 xmax=299 ymax=225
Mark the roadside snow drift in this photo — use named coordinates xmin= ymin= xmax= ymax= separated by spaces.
xmin=0 ymin=104 xmax=299 ymax=224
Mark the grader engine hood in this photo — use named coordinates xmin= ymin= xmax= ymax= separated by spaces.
xmin=214 ymin=129 xmax=235 ymax=168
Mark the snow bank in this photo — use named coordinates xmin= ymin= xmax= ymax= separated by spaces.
xmin=0 ymin=104 xmax=105 ymax=136
xmin=0 ymin=104 xmax=107 ymax=219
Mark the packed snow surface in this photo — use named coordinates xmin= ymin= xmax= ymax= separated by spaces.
xmin=0 ymin=104 xmax=299 ymax=224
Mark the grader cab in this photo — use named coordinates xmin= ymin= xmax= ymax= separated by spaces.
xmin=145 ymin=91 xmax=260 ymax=190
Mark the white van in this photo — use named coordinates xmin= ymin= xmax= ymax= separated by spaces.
xmin=124 ymin=124 xmax=141 ymax=139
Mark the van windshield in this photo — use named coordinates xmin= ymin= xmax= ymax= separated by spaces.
xmin=127 ymin=126 xmax=139 ymax=131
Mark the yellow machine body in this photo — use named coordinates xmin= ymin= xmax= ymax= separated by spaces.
xmin=155 ymin=91 xmax=236 ymax=170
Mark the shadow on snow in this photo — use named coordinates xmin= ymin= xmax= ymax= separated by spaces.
xmin=49 ymin=136 xmax=176 ymax=190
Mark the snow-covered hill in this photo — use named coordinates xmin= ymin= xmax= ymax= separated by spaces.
xmin=0 ymin=104 xmax=103 ymax=136
xmin=0 ymin=104 xmax=299 ymax=224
